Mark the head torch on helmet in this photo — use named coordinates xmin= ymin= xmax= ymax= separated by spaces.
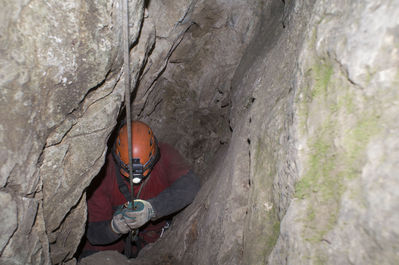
xmin=112 ymin=121 xmax=160 ymax=184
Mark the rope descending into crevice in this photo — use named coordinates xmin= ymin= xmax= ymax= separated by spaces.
xmin=122 ymin=0 xmax=135 ymax=204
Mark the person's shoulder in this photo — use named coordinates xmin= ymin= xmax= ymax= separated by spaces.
xmin=158 ymin=142 xmax=181 ymax=159
xmin=101 ymin=152 xmax=117 ymax=182
xmin=158 ymin=142 xmax=181 ymax=155
xmin=158 ymin=141 xmax=173 ymax=150
xmin=157 ymin=141 xmax=188 ymax=164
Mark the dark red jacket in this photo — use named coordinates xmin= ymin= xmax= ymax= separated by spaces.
xmin=83 ymin=142 xmax=198 ymax=254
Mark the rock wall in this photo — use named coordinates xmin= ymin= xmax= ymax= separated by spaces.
xmin=117 ymin=0 xmax=399 ymax=264
xmin=269 ymin=0 xmax=399 ymax=264
xmin=238 ymin=0 xmax=313 ymax=263
xmin=1 ymin=0 xmax=399 ymax=264
xmin=132 ymin=0 xmax=259 ymax=179
xmin=1 ymin=0 xmax=146 ymax=264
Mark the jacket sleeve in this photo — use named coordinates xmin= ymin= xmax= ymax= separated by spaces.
xmin=86 ymin=155 xmax=122 ymax=245
xmin=148 ymin=170 xmax=200 ymax=219
xmin=87 ymin=220 xmax=121 ymax=245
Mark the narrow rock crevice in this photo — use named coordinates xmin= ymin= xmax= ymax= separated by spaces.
xmin=1 ymin=0 xmax=399 ymax=265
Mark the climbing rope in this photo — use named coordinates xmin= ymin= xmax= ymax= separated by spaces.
xmin=122 ymin=0 xmax=135 ymax=205
xmin=122 ymin=0 xmax=138 ymax=258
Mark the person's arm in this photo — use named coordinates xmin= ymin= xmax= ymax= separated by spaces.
xmin=148 ymin=170 xmax=200 ymax=219
xmin=121 ymin=143 xmax=200 ymax=228
xmin=87 ymin=220 xmax=122 ymax=245
xmin=86 ymin=156 xmax=124 ymax=245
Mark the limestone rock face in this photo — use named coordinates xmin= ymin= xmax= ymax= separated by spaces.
xmin=2 ymin=0 xmax=399 ymax=264
xmin=135 ymin=0 xmax=259 ymax=179
xmin=269 ymin=0 xmax=399 ymax=264
xmin=0 ymin=0 xmax=146 ymax=264
xmin=101 ymin=0 xmax=398 ymax=264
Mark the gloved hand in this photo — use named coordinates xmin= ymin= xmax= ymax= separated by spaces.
xmin=111 ymin=206 xmax=130 ymax=234
xmin=122 ymin=199 xmax=155 ymax=229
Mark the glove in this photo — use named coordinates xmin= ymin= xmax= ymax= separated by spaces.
xmin=122 ymin=200 xmax=155 ymax=229
xmin=111 ymin=206 xmax=130 ymax=234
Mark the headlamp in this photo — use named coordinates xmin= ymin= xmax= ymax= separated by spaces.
xmin=131 ymin=158 xmax=144 ymax=184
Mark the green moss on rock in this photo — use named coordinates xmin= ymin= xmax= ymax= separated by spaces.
xmin=343 ymin=115 xmax=380 ymax=179
xmin=295 ymin=55 xmax=382 ymax=248
xmin=312 ymin=62 xmax=333 ymax=98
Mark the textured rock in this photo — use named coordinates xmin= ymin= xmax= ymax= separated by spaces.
xmin=0 ymin=192 xmax=17 ymax=253
xmin=236 ymin=0 xmax=306 ymax=263
xmin=0 ymin=0 xmax=145 ymax=263
xmin=2 ymin=0 xmax=399 ymax=264
xmin=136 ymin=0 xmax=259 ymax=179
xmin=38 ymin=0 xmax=150 ymax=262
xmin=80 ymin=251 xmax=135 ymax=265
xmin=269 ymin=0 xmax=399 ymax=264
xmin=98 ymin=1 xmax=275 ymax=265
xmin=77 ymin=1 xmax=262 ymax=265
xmin=132 ymin=0 xmax=399 ymax=264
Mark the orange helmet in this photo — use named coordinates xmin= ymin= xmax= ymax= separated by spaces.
xmin=112 ymin=121 xmax=160 ymax=184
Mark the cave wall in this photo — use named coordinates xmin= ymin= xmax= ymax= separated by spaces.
xmin=131 ymin=0 xmax=259 ymax=179
xmin=1 ymin=0 xmax=399 ymax=264
xmin=1 ymin=0 xmax=147 ymax=264
xmin=236 ymin=0 xmax=399 ymax=264
xmin=125 ymin=0 xmax=399 ymax=264
xmin=269 ymin=0 xmax=399 ymax=264
xmin=238 ymin=1 xmax=313 ymax=263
